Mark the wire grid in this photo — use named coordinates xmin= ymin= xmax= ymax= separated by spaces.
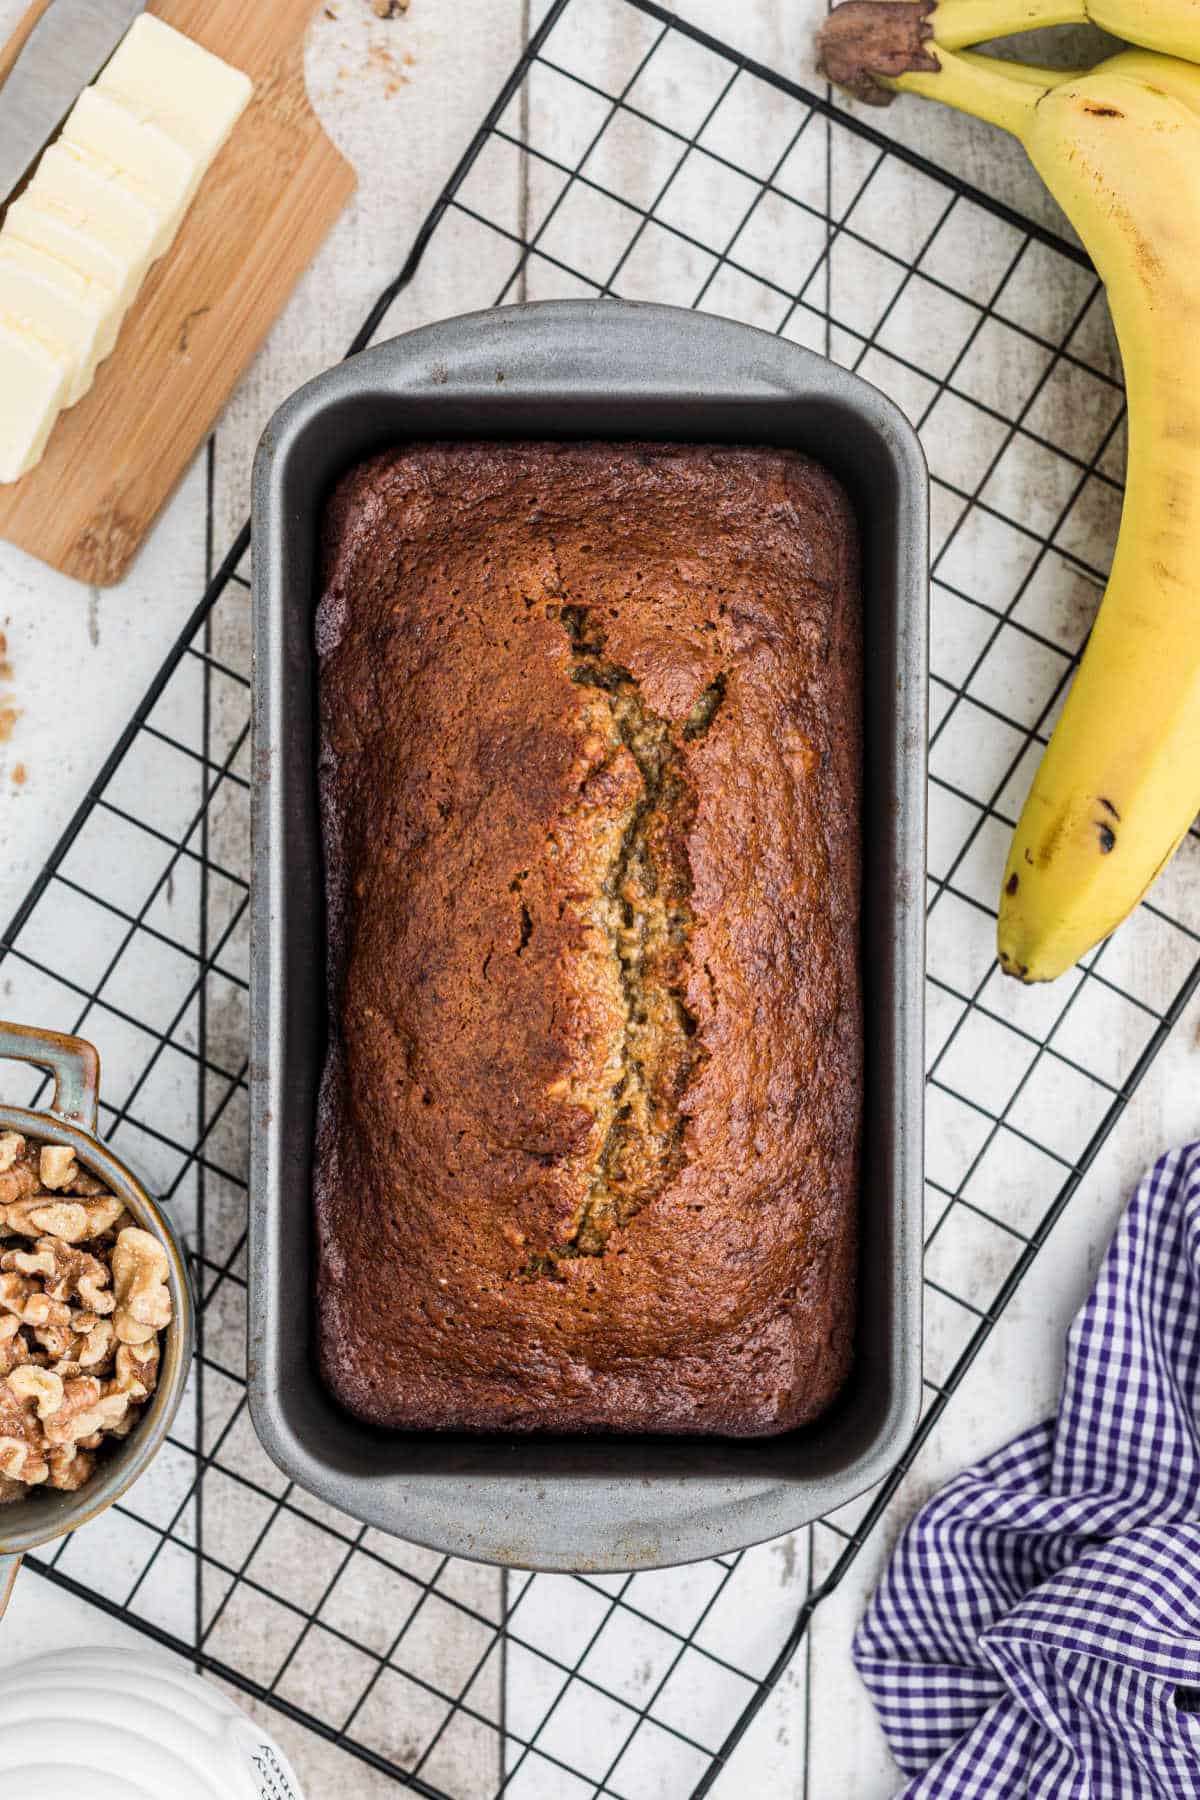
xmin=3 ymin=0 xmax=1200 ymax=1794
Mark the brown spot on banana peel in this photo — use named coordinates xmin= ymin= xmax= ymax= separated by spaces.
xmin=1036 ymin=803 xmax=1117 ymax=864
xmin=997 ymin=948 xmax=1031 ymax=981
xmin=1084 ymin=183 xmax=1163 ymax=288
xmin=1035 ymin=806 xmax=1070 ymax=870
xmin=1158 ymin=471 xmax=1193 ymax=521
xmin=816 ymin=0 xmax=938 ymax=106
xmin=1005 ymin=873 xmax=1019 ymax=896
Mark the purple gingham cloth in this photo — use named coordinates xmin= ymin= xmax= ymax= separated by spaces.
xmin=853 ymin=1143 xmax=1200 ymax=1798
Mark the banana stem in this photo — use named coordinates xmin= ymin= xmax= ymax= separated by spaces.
xmin=930 ymin=0 xmax=1086 ymax=50
xmin=893 ymin=43 xmax=1050 ymax=135
xmin=816 ymin=3 xmax=1065 ymax=114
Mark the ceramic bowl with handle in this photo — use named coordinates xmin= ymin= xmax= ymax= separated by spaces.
xmin=0 ymin=1647 xmax=306 ymax=1797
xmin=0 ymin=1020 xmax=194 ymax=1617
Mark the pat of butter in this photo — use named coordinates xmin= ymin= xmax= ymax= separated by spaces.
xmin=0 ymin=239 xmax=119 ymax=404
xmin=61 ymin=87 xmax=199 ymax=218
xmin=30 ymin=141 xmax=177 ymax=262
xmin=0 ymin=318 xmax=70 ymax=483
xmin=5 ymin=193 xmax=147 ymax=318
xmin=98 ymin=13 xmax=253 ymax=163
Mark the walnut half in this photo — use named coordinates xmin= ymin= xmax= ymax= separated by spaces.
xmin=112 ymin=1229 xmax=172 ymax=1346
xmin=0 ymin=1135 xmax=173 ymax=1506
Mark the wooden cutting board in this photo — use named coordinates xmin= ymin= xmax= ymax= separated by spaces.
xmin=0 ymin=0 xmax=355 ymax=585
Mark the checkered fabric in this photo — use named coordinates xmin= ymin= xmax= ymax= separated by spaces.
xmin=854 ymin=1143 xmax=1200 ymax=1797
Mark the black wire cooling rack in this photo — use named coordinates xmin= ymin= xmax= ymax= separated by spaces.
xmin=4 ymin=1 xmax=1199 ymax=1794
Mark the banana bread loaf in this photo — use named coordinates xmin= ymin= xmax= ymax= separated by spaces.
xmin=315 ymin=440 xmax=861 ymax=1436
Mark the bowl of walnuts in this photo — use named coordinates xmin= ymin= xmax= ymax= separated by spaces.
xmin=0 ymin=1020 xmax=193 ymax=1617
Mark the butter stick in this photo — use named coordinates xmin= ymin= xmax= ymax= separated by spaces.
xmin=0 ymin=17 xmax=253 ymax=485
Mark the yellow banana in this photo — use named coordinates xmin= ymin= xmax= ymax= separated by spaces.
xmin=926 ymin=0 xmax=1200 ymax=57
xmin=819 ymin=4 xmax=1200 ymax=980
xmin=1001 ymin=69 xmax=1200 ymax=979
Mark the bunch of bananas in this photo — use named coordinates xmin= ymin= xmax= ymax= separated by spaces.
xmin=819 ymin=0 xmax=1200 ymax=982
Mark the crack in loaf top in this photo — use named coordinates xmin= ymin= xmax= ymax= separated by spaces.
xmin=314 ymin=441 xmax=862 ymax=1437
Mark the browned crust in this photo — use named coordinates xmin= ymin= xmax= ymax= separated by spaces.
xmin=314 ymin=441 xmax=862 ymax=1436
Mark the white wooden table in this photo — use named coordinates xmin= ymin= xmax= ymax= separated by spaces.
xmin=2 ymin=2 xmax=1199 ymax=1794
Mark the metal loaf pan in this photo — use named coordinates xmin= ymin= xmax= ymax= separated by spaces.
xmin=249 ymin=300 xmax=927 ymax=1572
